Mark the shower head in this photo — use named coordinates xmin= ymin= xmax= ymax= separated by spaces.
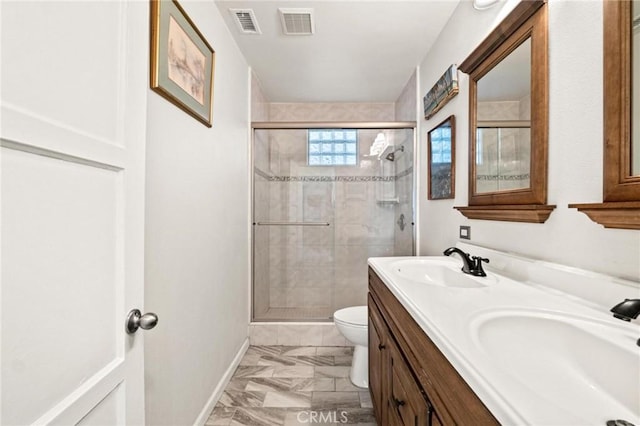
xmin=385 ymin=145 xmax=404 ymax=161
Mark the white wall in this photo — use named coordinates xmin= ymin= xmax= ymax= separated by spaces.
xmin=418 ymin=0 xmax=640 ymax=281
xmin=144 ymin=1 xmax=250 ymax=424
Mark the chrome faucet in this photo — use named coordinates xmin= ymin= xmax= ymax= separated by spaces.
xmin=610 ymin=299 xmax=640 ymax=321
xmin=443 ymin=247 xmax=489 ymax=277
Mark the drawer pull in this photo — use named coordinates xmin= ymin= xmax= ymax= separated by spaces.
xmin=393 ymin=397 xmax=406 ymax=407
xmin=378 ymin=343 xmax=386 ymax=350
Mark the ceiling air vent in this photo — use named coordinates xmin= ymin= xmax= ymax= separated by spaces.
xmin=230 ymin=9 xmax=261 ymax=34
xmin=279 ymin=8 xmax=314 ymax=36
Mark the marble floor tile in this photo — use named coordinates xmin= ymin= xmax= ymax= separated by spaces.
xmin=245 ymin=377 xmax=335 ymax=392
xmin=239 ymin=354 xmax=262 ymax=366
xmin=245 ymin=377 xmax=298 ymax=392
xmin=219 ymin=391 xmax=265 ymax=408
xmin=314 ymin=366 xmax=351 ymax=378
xmin=205 ymin=406 xmax=236 ymax=425
xmin=225 ymin=378 xmax=250 ymax=392
xmin=316 ymin=347 xmax=354 ymax=356
xmin=333 ymin=356 xmax=353 ymax=366
xmin=258 ymin=355 xmax=299 ymax=367
xmin=262 ymin=391 xmax=312 ymax=408
xmin=246 ymin=346 xmax=282 ymax=357
xmin=230 ymin=407 xmax=288 ymax=426
xmin=335 ymin=378 xmax=361 ymax=392
xmin=359 ymin=391 xmax=373 ymax=408
xmin=234 ymin=366 xmax=275 ymax=378
xmin=283 ymin=410 xmax=339 ymax=426
xmin=280 ymin=346 xmax=317 ymax=356
xmin=311 ymin=392 xmax=361 ymax=409
xmin=272 ymin=365 xmax=315 ymax=378
xmin=206 ymin=345 xmax=377 ymax=426
xmin=293 ymin=355 xmax=335 ymax=366
xmin=292 ymin=378 xmax=335 ymax=392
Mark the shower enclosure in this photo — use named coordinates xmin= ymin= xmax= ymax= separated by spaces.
xmin=252 ymin=123 xmax=415 ymax=322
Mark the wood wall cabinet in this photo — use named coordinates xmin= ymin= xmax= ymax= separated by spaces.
xmin=368 ymin=267 xmax=499 ymax=426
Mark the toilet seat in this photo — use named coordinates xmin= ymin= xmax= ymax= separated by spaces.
xmin=334 ymin=306 xmax=367 ymax=327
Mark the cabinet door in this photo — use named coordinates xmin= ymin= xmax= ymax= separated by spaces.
xmin=368 ymin=294 xmax=387 ymax=423
xmin=388 ymin=339 xmax=431 ymax=426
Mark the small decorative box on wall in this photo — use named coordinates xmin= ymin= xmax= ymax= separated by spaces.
xmin=423 ymin=64 xmax=459 ymax=120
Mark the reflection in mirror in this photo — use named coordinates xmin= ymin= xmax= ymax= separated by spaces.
xmin=569 ymin=0 xmax=640 ymax=228
xmin=476 ymin=39 xmax=531 ymax=193
xmin=633 ymin=0 xmax=640 ymax=175
xmin=428 ymin=115 xmax=455 ymax=200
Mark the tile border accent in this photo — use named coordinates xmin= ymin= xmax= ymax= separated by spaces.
xmin=254 ymin=166 xmax=413 ymax=182
xmin=269 ymin=175 xmax=395 ymax=182
xmin=476 ymin=173 xmax=530 ymax=181
xmin=194 ymin=338 xmax=250 ymax=426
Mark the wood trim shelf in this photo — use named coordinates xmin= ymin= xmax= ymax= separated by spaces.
xmin=568 ymin=202 xmax=640 ymax=230
xmin=454 ymin=204 xmax=556 ymax=223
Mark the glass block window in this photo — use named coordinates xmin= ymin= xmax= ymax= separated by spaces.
xmin=308 ymin=129 xmax=358 ymax=166
xmin=430 ymin=126 xmax=452 ymax=164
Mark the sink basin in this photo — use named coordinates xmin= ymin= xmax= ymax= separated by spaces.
xmin=470 ymin=310 xmax=640 ymax=423
xmin=390 ymin=258 xmax=492 ymax=288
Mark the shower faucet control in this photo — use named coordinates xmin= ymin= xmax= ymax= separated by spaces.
xmin=396 ymin=214 xmax=406 ymax=231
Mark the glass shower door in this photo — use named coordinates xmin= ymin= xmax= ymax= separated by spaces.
xmin=253 ymin=127 xmax=414 ymax=322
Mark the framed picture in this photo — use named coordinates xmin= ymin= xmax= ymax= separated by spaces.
xmin=428 ymin=115 xmax=455 ymax=200
xmin=423 ymin=65 xmax=459 ymax=120
xmin=150 ymin=0 xmax=215 ymax=127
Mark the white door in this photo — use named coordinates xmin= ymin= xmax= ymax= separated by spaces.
xmin=1 ymin=1 xmax=149 ymax=424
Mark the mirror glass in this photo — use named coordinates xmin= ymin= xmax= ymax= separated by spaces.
xmin=475 ymin=39 xmax=531 ymax=193
xmin=428 ymin=115 xmax=455 ymax=199
xmin=633 ymin=0 xmax=640 ymax=175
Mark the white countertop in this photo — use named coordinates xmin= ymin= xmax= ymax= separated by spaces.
xmin=368 ymin=253 xmax=640 ymax=426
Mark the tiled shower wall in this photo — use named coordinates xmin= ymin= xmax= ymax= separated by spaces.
xmin=252 ymin=76 xmax=416 ymax=323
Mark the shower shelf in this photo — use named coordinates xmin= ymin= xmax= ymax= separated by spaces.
xmin=376 ymin=198 xmax=400 ymax=205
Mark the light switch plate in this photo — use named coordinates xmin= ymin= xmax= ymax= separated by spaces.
xmin=459 ymin=226 xmax=471 ymax=240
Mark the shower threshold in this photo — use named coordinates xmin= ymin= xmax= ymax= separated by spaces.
xmin=256 ymin=307 xmax=334 ymax=322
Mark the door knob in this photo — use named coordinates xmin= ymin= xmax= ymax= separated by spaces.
xmin=126 ymin=309 xmax=158 ymax=334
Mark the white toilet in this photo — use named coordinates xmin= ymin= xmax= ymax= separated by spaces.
xmin=333 ymin=305 xmax=369 ymax=388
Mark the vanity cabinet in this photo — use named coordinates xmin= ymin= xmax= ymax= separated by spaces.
xmin=368 ymin=267 xmax=498 ymax=426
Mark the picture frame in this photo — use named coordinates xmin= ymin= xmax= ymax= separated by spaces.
xmin=150 ymin=0 xmax=215 ymax=127
xmin=428 ymin=115 xmax=456 ymax=200
xmin=423 ymin=65 xmax=459 ymax=120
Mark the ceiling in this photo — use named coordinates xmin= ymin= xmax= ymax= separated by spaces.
xmin=215 ymin=0 xmax=461 ymax=103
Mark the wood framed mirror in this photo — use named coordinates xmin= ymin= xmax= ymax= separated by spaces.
xmin=428 ymin=115 xmax=455 ymax=200
xmin=455 ymin=0 xmax=556 ymax=223
xmin=570 ymin=0 xmax=640 ymax=229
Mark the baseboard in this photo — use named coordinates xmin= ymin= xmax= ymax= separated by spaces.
xmin=193 ymin=337 xmax=250 ymax=426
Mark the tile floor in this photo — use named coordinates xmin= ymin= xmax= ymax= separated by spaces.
xmin=205 ymin=346 xmax=377 ymax=426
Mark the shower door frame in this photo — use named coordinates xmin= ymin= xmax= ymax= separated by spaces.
xmin=250 ymin=121 xmax=417 ymax=322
